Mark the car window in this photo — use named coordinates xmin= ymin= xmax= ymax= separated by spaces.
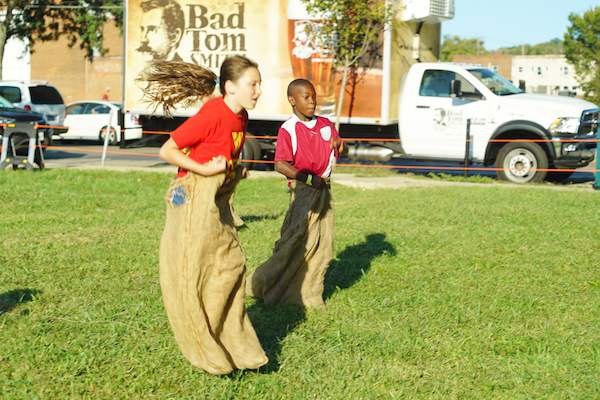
xmin=89 ymin=105 xmax=111 ymax=114
xmin=0 ymin=95 xmax=15 ymax=108
xmin=29 ymin=86 xmax=64 ymax=105
xmin=67 ymin=104 xmax=86 ymax=115
xmin=0 ymin=86 xmax=22 ymax=103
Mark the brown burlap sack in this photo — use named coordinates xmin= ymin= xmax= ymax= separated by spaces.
xmin=246 ymin=180 xmax=334 ymax=308
xmin=159 ymin=168 xmax=268 ymax=375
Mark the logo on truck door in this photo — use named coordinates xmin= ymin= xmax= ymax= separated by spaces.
xmin=433 ymin=108 xmax=465 ymax=131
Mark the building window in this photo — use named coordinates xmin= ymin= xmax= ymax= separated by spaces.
xmin=537 ymin=67 xmax=542 ymax=75
xmin=564 ymin=86 xmax=569 ymax=90
xmin=573 ymin=86 xmax=578 ymax=91
xmin=519 ymin=66 xmax=523 ymax=73
xmin=563 ymin=66 xmax=569 ymax=75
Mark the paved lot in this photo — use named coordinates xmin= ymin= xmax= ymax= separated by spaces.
xmin=41 ymin=141 xmax=599 ymax=191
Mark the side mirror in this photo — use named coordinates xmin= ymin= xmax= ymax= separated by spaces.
xmin=450 ymin=80 xmax=461 ymax=98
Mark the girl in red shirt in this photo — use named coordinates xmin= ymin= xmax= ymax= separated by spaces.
xmin=137 ymin=56 xmax=268 ymax=375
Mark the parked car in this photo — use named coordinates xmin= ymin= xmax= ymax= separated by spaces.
xmin=0 ymin=80 xmax=66 ymax=146
xmin=0 ymin=94 xmax=48 ymax=168
xmin=57 ymin=101 xmax=143 ymax=145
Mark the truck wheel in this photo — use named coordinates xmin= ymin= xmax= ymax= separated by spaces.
xmin=240 ymin=136 xmax=260 ymax=170
xmin=495 ymin=141 xmax=548 ymax=183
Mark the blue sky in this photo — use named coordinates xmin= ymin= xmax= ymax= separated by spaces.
xmin=441 ymin=0 xmax=597 ymax=50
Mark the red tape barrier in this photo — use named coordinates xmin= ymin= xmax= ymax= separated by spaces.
xmin=6 ymin=124 xmax=597 ymax=175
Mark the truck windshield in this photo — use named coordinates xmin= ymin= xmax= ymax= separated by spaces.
xmin=468 ymin=68 xmax=522 ymax=96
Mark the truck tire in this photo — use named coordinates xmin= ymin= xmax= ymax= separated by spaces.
xmin=240 ymin=136 xmax=260 ymax=170
xmin=495 ymin=141 xmax=548 ymax=183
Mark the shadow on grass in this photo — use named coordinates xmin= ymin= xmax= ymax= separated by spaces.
xmin=246 ymin=302 xmax=306 ymax=374
xmin=245 ymin=233 xmax=394 ymax=374
xmin=324 ymin=233 xmax=396 ymax=299
xmin=0 ymin=289 xmax=40 ymax=315
xmin=239 ymin=214 xmax=282 ymax=225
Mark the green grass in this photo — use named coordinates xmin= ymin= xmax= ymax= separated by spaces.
xmin=1 ymin=169 xmax=599 ymax=398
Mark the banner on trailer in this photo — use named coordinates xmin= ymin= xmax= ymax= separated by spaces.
xmin=125 ymin=0 xmax=383 ymax=119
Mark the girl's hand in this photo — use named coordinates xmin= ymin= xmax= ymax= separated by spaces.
xmin=203 ymin=155 xmax=228 ymax=175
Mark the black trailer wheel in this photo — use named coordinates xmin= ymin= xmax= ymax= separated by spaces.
xmin=240 ymin=136 xmax=260 ymax=170
xmin=495 ymin=141 xmax=548 ymax=183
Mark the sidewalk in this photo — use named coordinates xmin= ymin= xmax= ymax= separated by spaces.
xmin=42 ymin=144 xmax=598 ymax=191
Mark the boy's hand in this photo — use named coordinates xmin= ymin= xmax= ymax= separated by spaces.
xmin=331 ymin=137 xmax=348 ymax=155
xmin=311 ymin=175 xmax=328 ymax=190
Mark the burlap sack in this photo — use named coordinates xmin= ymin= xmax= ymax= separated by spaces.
xmin=246 ymin=180 xmax=334 ymax=308
xmin=159 ymin=169 xmax=268 ymax=375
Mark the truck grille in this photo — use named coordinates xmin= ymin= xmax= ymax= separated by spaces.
xmin=579 ymin=109 xmax=598 ymax=135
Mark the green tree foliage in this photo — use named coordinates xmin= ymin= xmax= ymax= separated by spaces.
xmin=564 ymin=6 xmax=600 ymax=105
xmin=499 ymin=38 xmax=564 ymax=56
xmin=0 ymin=0 xmax=123 ymax=77
xmin=302 ymin=0 xmax=396 ymax=130
xmin=441 ymin=35 xmax=489 ymax=61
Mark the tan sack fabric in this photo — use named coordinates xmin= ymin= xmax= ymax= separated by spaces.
xmin=246 ymin=180 xmax=334 ymax=308
xmin=159 ymin=169 xmax=268 ymax=375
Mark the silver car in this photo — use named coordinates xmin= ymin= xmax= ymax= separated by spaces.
xmin=0 ymin=80 xmax=66 ymax=145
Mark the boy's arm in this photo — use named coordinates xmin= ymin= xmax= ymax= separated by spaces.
xmin=274 ymin=161 xmax=328 ymax=190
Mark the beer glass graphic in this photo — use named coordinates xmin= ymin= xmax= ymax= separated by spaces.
xmin=288 ymin=0 xmax=336 ymax=116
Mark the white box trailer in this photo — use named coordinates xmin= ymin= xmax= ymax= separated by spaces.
xmin=123 ymin=0 xmax=444 ymax=147
xmin=123 ymin=0 xmax=597 ymax=183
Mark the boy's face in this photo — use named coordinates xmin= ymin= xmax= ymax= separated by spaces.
xmin=289 ymin=84 xmax=317 ymax=121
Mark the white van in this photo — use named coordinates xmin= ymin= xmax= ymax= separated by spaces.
xmin=0 ymin=80 xmax=67 ymax=145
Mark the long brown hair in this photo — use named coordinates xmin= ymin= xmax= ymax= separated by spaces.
xmin=136 ymin=55 xmax=259 ymax=117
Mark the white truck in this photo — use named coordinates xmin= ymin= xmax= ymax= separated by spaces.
xmin=122 ymin=0 xmax=597 ymax=183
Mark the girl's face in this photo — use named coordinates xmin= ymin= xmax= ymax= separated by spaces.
xmin=225 ymin=67 xmax=262 ymax=113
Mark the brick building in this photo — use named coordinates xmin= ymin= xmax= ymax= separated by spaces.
xmin=452 ymin=51 xmax=513 ymax=81
xmin=2 ymin=20 xmax=124 ymax=105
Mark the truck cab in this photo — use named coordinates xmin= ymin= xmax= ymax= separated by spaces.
xmin=399 ymin=62 xmax=598 ymax=183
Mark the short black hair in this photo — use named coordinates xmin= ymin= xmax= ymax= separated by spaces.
xmin=287 ymin=79 xmax=315 ymax=97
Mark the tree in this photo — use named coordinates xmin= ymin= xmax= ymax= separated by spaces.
xmin=0 ymin=0 xmax=123 ymax=78
xmin=301 ymin=0 xmax=396 ymax=131
xmin=564 ymin=6 xmax=600 ymax=105
xmin=500 ymin=38 xmax=564 ymax=56
xmin=441 ymin=35 xmax=489 ymax=61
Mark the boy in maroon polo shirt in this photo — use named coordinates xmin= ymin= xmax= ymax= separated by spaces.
xmin=246 ymin=79 xmax=348 ymax=308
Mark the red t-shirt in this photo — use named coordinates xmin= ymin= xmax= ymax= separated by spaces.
xmin=171 ymin=97 xmax=247 ymax=179
xmin=274 ymin=115 xmax=340 ymax=178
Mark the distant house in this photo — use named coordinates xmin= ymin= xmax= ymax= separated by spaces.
xmin=511 ymin=55 xmax=581 ymax=97
xmin=452 ymin=53 xmax=582 ymax=97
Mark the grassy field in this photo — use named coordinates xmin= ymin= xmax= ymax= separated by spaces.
xmin=1 ymin=169 xmax=599 ymax=399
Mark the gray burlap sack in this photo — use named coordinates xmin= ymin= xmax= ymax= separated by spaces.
xmin=246 ymin=180 xmax=334 ymax=308
xmin=159 ymin=168 xmax=268 ymax=375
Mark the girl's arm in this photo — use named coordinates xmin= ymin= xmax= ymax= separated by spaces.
xmin=159 ymin=137 xmax=227 ymax=176
xmin=274 ymin=160 xmax=328 ymax=190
